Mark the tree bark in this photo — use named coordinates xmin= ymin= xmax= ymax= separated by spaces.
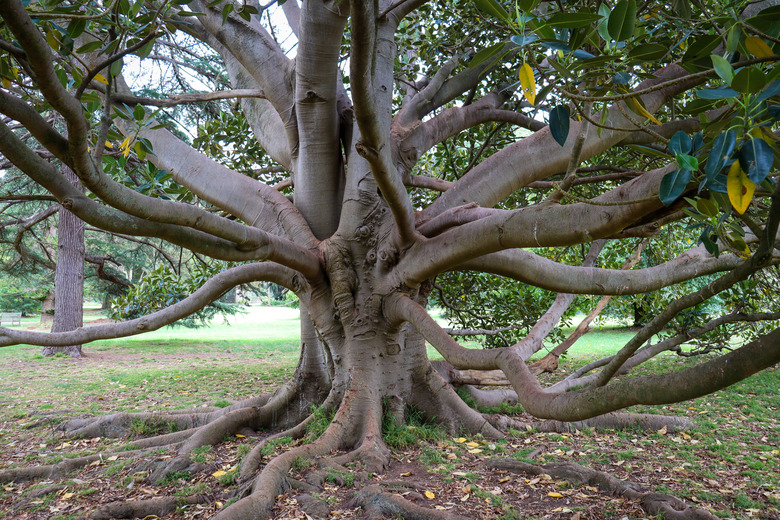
xmin=41 ymin=166 xmax=84 ymax=358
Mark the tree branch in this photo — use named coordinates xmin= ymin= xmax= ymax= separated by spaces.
xmin=0 ymin=262 xmax=298 ymax=347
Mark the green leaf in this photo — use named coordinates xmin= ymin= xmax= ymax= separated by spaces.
xmin=546 ymin=12 xmax=603 ymax=28
xmin=669 ymin=131 xmax=692 ymax=156
xmin=676 ymin=153 xmax=699 ymax=171
xmin=696 ymin=87 xmax=739 ymax=99
xmin=509 ymin=34 xmax=538 ymax=47
xmin=76 ymin=40 xmax=104 ymax=54
xmin=739 ymin=138 xmax=774 ymax=184
xmin=474 ymin=0 xmax=509 ymax=21
xmin=221 ymin=2 xmax=233 ymax=24
xmin=607 ymin=0 xmax=636 ymax=42
xmin=696 ymin=198 xmax=718 ymax=217
xmin=470 ymin=42 xmax=505 ymax=69
xmin=109 ymin=57 xmax=123 ymax=78
xmin=726 ymin=25 xmax=742 ymax=54
xmin=627 ymin=44 xmax=667 ymax=61
xmin=133 ymin=103 xmax=145 ymax=121
xmin=597 ymin=3 xmax=611 ymax=42
xmin=731 ymin=66 xmax=767 ymax=94
xmin=710 ymin=55 xmax=734 ymax=84
xmin=659 ymin=169 xmax=692 ymax=205
xmin=705 ymin=130 xmax=736 ymax=179
xmin=549 ymin=106 xmax=570 ymax=146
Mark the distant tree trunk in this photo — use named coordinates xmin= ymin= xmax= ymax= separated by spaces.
xmin=39 ymin=291 xmax=55 ymax=325
xmin=41 ymin=166 xmax=84 ymax=358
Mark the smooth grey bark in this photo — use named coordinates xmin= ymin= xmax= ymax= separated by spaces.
xmin=42 ymin=166 xmax=84 ymax=358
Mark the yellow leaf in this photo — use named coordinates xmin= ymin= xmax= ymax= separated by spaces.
xmin=212 ymin=470 xmax=227 ymax=478
xmin=628 ymin=97 xmax=661 ymax=125
xmin=216 ymin=501 xmax=223 ymax=508
xmin=518 ymin=62 xmax=536 ymax=105
xmin=104 ymin=141 xmax=113 ymax=149
xmin=548 ymin=492 xmax=564 ymax=498
xmin=498 ymin=476 xmax=510 ymax=483
xmin=235 ymin=434 xmax=245 ymax=438
xmin=454 ymin=437 xmax=467 ymax=443
xmin=400 ymin=472 xmax=412 ymax=477
xmin=46 ymin=30 xmax=60 ymax=51
xmin=727 ymin=161 xmax=756 ymax=215
xmin=1 ymin=78 xmax=10 ymax=88
xmin=424 ymin=490 xmax=435 ymax=499
xmin=465 ymin=441 xmax=480 ymax=448
xmin=657 ymin=425 xmax=667 ymax=436
xmin=745 ymin=37 xmax=774 ymax=58
xmin=62 ymin=492 xmax=74 ymax=500
xmin=468 ymin=448 xmax=483 ymax=454
xmin=94 ymin=73 xmax=109 ymax=85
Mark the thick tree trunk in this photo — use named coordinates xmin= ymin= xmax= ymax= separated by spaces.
xmin=42 ymin=166 xmax=84 ymax=358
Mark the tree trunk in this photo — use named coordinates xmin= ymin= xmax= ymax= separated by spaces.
xmin=42 ymin=166 xmax=85 ymax=358
xmin=39 ymin=291 xmax=54 ymax=325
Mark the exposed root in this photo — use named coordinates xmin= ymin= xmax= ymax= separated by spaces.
xmin=90 ymin=494 xmax=212 ymax=519
xmin=485 ymin=411 xmax=694 ymax=434
xmin=353 ymin=484 xmax=469 ymax=520
xmin=0 ymin=443 xmax=181 ymax=483
xmin=57 ymin=394 xmax=273 ymax=438
xmin=486 ymin=457 xmax=718 ymax=520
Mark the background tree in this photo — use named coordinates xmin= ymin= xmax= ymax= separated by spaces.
xmin=0 ymin=1 xmax=779 ymax=519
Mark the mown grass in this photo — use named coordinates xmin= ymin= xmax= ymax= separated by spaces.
xmin=0 ymin=307 xmax=777 ymax=519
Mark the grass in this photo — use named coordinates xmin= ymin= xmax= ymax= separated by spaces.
xmin=0 ymin=306 xmax=778 ymax=519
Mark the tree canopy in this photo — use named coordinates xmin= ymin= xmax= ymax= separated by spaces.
xmin=0 ymin=0 xmax=779 ymax=518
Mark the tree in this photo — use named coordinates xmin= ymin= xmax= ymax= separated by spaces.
xmin=0 ymin=0 xmax=779 ymax=518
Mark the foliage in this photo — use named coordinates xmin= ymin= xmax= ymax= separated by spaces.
xmin=108 ymin=262 xmax=245 ymax=327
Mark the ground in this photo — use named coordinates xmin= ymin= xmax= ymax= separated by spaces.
xmin=0 ymin=306 xmax=778 ymax=519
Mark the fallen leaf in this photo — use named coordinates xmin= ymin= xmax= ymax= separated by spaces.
xmin=454 ymin=437 xmax=467 ymax=443
xmin=498 ymin=477 xmax=510 ymax=483
xmin=212 ymin=470 xmax=227 ymax=478
xmin=62 ymin=492 xmax=74 ymax=500
xmin=107 ymin=455 xmax=118 ymax=461
xmin=465 ymin=441 xmax=480 ymax=448
xmin=548 ymin=492 xmax=564 ymax=498
xmin=424 ymin=490 xmax=435 ymax=499
xmin=657 ymin=425 xmax=668 ymax=435
xmin=467 ymin=448 xmax=483 ymax=454
xmin=235 ymin=434 xmax=245 ymax=438
xmin=400 ymin=472 xmax=412 ymax=477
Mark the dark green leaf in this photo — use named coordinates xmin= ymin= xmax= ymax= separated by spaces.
xmin=133 ymin=103 xmax=145 ymax=121
xmin=474 ymin=0 xmax=509 ymax=21
xmin=669 ymin=131 xmax=692 ymax=156
xmin=739 ymin=138 xmax=774 ymax=184
xmin=76 ymin=40 xmax=103 ymax=54
xmin=612 ymin=71 xmax=631 ymax=84
xmin=109 ymin=58 xmax=123 ymax=78
xmin=682 ymin=34 xmax=721 ymax=63
xmin=627 ymin=44 xmax=667 ymax=61
xmin=546 ymin=12 xmax=603 ymax=28
xmin=731 ymin=66 xmax=766 ymax=94
xmin=756 ymin=80 xmax=780 ymax=103
xmin=696 ymin=87 xmax=739 ymax=99
xmin=726 ymin=25 xmax=742 ymax=54
xmin=607 ymin=0 xmax=636 ymax=41
xmin=659 ymin=168 xmax=692 ymax=205
xmin=705 ymin=130 xmax=736 ymax=179
xmin=470 ymin=42 xmax=506 ymax=68
xmin=549 ymin=105 xmax=570 ymax=146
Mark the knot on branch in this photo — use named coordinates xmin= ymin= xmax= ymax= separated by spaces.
xmin=61 ymin=198 xmax=75 ymax=210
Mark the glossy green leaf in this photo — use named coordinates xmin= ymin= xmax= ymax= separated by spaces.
xmin=696 ymin=87 xmax=739 ymax=99
xmin=607 ymin=0 xmax=636 ymax=41
xmin=731 ymin=66 xmax=766 ymax=94
xmin=510 ymin=34 xmax=539 ymax=47
xmin=546 ymin=12 xmax=603 ymax=28
xmin=470 ymin=42 xmax=506 ymax=68
xmin=76 ymin=40 xmax=103 ymax=54
xmin=676 ymin=153 xmax=699 ymax=171
xmin=726 ymin=25 xmax=742 ymax=54
xmin=669 ymin=131 xmax=692 ymax=156
xmin=627 ymin=44 xmax=667 ymax=61
xmin=739 ymin=138 xmax=774 ymax=184
xmin=710 ymin=55 xmax=734 ymax=84
xmin=474 ymin=0 xmax=509 ymax=21
xmin=659 ymin=168 xmax=692 ymax=205
xmin=705 ymin=130 xmax=736 ymax=179
xmin=549 ymin=106 xmax=570 ymax=146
